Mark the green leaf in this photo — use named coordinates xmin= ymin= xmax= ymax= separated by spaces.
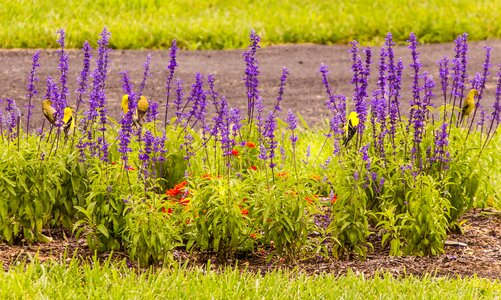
xmin=96 ymin=224 xmax=109 ymax=238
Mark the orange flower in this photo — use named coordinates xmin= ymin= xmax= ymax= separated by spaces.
xmin=179 ymin=197 xmax=190 ymax=206
xmin=126 ymin=166 xmax=135 ymax=171
xmin=250 ymin=233 xmax=257 ymax=239
xmin=277 ymin=171 xmax=288 ymax=178
xmin=246 ymin=141 xmax=256 ymax=148
xmin=111 ymin=161 xmax=117 ymax=165
xmin=201 ymin=173 xmax=212 ymax=179
xmin=311 ymin=175 xmax=321 ymax=181
xmin=331 ymin=194 xmax=338 ymax=204
xmin=166 ymin=181 xmax=188 ymax=197
xmin=231 ymin=149 xmax=239 ymax=156
xmin=249 ymin=165 xmax=257 ymax=171
xmin=241 ymin=209 xmax=249 ymax=215
xmin=175 ymin=181 xmax=188 ymax=189
xmin=166 ymin=188 xmax=180 ymax=196
xmin=304 ymin=196 xmax=314 ymax=204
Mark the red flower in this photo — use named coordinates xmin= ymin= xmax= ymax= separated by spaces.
xmin=231 ymin=149 xmax=239 ymax=156
xmin=162 ymin=207 xmax=173 ymax=214
xmin=250 ymin=233 xmax=257 ymax=239
xmin=241 ymin=209 xmax=249 ymax=215
xmin=166 ymin=181 xmax=188 ymax=197
xmin=111 ymin=161 xmax=117 ymax=165
xmin=166 ymin=188 xmax=180 ymax=196
xmin=201 ymin=174 xmax=212 ymax=179
xmin=246 ymin=142 xmax=256 ymax=148
xmin=126 ymin=166 xmax=135 ymax=171
xmin=331 ymin=194 xmax=338 ymax=204
xmin=304 ymin=196 xmax=313 ymax=204
xmin=249 ymin=165 xmax=257 ymax=171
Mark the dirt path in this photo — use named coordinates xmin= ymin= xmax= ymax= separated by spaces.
xmin=1 ymin=40 xmax=500 ymax=128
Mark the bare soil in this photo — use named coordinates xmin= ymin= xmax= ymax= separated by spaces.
xmin=1 ymin=42 xmax=501 ymax=278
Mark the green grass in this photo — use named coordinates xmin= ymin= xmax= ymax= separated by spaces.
xmin=1 ymin=259 xmax=499 ymax=299
xmin=1 ymin=0 xmax=500 ymax=49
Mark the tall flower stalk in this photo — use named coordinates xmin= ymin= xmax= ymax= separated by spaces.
xmin=25 ymin=50 xmax=41 ymax=134
xmin=164 ymin=40 xmax=178 ymax=128
xmin=243 ymin=30 xmax=261 ymax=126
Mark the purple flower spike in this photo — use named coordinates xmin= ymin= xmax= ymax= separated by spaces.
xmin=25 ymin=50 xmax=41 ymax=133
xmin=286 ymin=109 xmax=298 ymax=146
xmin=273 ymin=67 xmax=289 ymax=114
xmin=350 ymin=41 xmax=371 ymax=140
xmin=164 ymin=40 xmax=178 ymax=126
xmin=5 ymin=98 xmax=21 ymax=139
xmin=138 ymin=53 xmax=151 ymax=97
xmin=243 ymin=29 xmax=261 ymax=123
xmin=57 ymin=29 xmax=69 ymax=110
xmin=118 ymin=71 xmax=136 ymax=167
xmin=76 ymin=41 xmax=92 ymax=113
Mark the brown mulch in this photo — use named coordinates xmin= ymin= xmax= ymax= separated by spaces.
xmin=1 ymin=209 xmax=499 ymax=280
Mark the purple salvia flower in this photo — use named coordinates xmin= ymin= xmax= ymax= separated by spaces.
xmin=45 ymin=76 xmax=61 ymax=126
xmin=466 ymin=46 xmax=492 ymax=132
xmin=56 ymin=29 xmax=69 ymax=110
xmin=174 ymin=79 xmax=184 ymax=124
xmin=263 ymin=111 xmax=277 ymax=169
xmin=478 ymin=106 xmax=485 ymax=127
xmin=438 ymin=57 xmax=449 ymax=118
xmin=153 ymin=134 xmax=167 ymax=161
xmin=320 ymin=156 xmax=331 ymax=169
xmin=408 ymin=33 xmax=422 ymax=107
xmin=407 ymin=33 xmax=424 ymax=138
xmin=207 ymin=73 xmax=219 ymax=112
xmin=477 ymin=47 xmax=492 ymax=98
xmin=139 ymin=130 xmax=154 ymax=163
xmin=286 ymin=109 xmax=298 ymax=146
xmin=433 ymin=122 xmax=450 ymax=167
xmin=486 ymin=66 xmax=501 ymax=143
xmin=320 ymin=63 xmax=338 ymax=112
xmin=5 ymin=98 xmax=21 ymax=139
xmin=258 ymin=142 xmax=267 ymax=160
xmin=319 ymin=63 xmax=346 ymax=154
xmin=118 ymin=71 xmax=136 ymax=167
xmin=359 ymin=143 xmax=371 ymax=171
xmin=185 ymin=73 xmax=206 ymax=128
xmin=450 ymin=34 xmax=469 ymax=126
xmin=25 ymin=50 xmax=40 ymax=133
xmin=243 ymin=29 xmax=261 ymax=123
xmin=85 ymin=28 xmax=111 ymax=128
xmin=164 ymin=40 xmax=178 ymax=126
xmin=388 ymin=59 xmax=403 ymax=147
xmin=273 ymin=67 xmax=289 ymax=114
xmin=146 ymin=101 xmax=159 ymax=123
xmin=76 ymin=41 xmax=92 ymax=114
xmin=350 ymin=41 xmax=371 ymax=140
xmin=138 ymin=54 xmax=151 ymax=97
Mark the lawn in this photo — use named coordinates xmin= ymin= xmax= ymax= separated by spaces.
xmin=1 ymin=0 xmax=500 ymax=49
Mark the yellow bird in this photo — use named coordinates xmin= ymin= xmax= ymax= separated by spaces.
xmin=42 ymin=99 xmax=57 ymax=125
xmin=459 ymin=89 xmax=478 ymax=123
xmin=137 ymin=95 xmax=149 ymax=124
xmin=343 ymin=111 xmax=360 ymax=147
xmin=62 ymin=106 xmax=75 ymax=136
xmin=121 ymin=94 xmax=149 ymax=127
